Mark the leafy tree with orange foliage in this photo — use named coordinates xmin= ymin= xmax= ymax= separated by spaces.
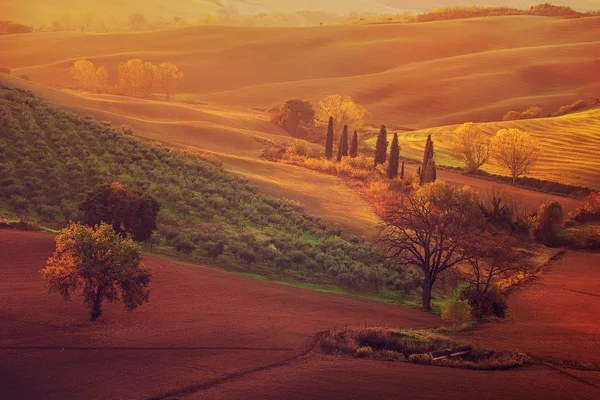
xmin=157 ymin=62 xmax=184 ymax=99
xmin=41 ymin=222 xmax=151 ymax=321
xmin=71 ymin=60 xmax=109 ymax=93
xmin=315 ymin=94 xmax=368 ymax=138
xmin=451 ymin=123 xmax=491 ymax=173
xmin=491 ymin=128 xmax=543 ymax=183
xmin=118 ymin=59 xmax=158 ymax=97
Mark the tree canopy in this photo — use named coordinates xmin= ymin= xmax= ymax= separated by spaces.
xmin=315 ymin=94 xmax=368 ymax=137
xmin=451 ymin=123 xmax=491 ymax=173
xmin=492 ymin=128 xmax=543 ymax=183
xmin=42 ymin=222 xmax=152 ymax=321
xmin=378 ymin=182 xmax=484 ymax=311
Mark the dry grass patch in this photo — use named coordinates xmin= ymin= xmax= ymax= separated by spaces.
xmin=321 ymin=328 xmax=532 ymax=370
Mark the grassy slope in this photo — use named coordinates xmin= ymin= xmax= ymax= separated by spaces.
xmin=0 ymin=86 xmax=401 ymax=302
xmin=365 ymin=107 xmax=600 ymax=189
xmin=2 ymin=16 xmax=600 ymax=128
xmin=0 ymin=74 xmax=379 ymax=238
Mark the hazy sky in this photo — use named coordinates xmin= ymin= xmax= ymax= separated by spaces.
xmin=3 ymin=0 xmax=599 ymax=24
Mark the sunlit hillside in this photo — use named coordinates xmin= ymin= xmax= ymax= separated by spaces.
xmin=365 ymin=107 xmax=600 ymax=189
xmin=2 ymin=16 xmax=599 ymax=128
xmin=0 ymin=74 xmax=380 ymax=237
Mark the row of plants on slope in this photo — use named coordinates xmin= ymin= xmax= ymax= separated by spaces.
xmin=0 ymin=87 xmax=426 ymax=304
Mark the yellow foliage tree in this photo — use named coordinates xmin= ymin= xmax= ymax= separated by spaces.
xmin=157 ymin=62 xmax=184 ymax=99
xmin=491 ymin=128 xmax=543 ymax=183
xmin=71 ymin=60 xmax=110 ymax=93
xmin=315 ymin=94 xmax=368 ymax=138
xmin=118 ymin=59 xmax=158 ymax=97
xmin=451 ymin=122 xmax=491 ymax=173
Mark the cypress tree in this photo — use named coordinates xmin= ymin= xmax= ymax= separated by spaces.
xmin=336 ymin=125 xmax=349 ymax=162
xmin=420 ymin=134 xmax=436 ymax=184
xmin=374 ymin=125 xmax=388 ymax=167
xmin=387 ymin=132 xmax=400 ymax=179
xmin=341 ymin=125 xmax=349 ymax=157
xmin=325 ymin=116 xmax=334 ymax=160
xmin=400 ymin=160 xmax=405 ymax=180
xmin=350 ymin=130 xmax=358 ymax=158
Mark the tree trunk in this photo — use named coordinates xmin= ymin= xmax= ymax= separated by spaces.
xmin=90 ymin=286 xmax=103 ymax=321
xmin=422 ymin=278 xmax=433 ymax=312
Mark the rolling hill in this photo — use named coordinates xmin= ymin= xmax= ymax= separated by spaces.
xmin=365 ymin=107 xmax=600 ymax=189
xmin=1 ymin=16 xmax=599 ymax=129
xmin=0 ymin=74 xmax=380 ymax=238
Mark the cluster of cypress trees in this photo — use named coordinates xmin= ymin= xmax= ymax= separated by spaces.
xmin=326 ymin=118 xmax=359 ymax=161
xmin=324 ymin=117 xmax=435 ymax=185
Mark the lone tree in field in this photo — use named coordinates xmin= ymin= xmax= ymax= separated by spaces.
xmin=491 ymin=128 xmax=543 ymax=183
xmin=325 ymin=116 xmax=334 ymax=160
xmin=157 ymin=62 xmax=184 ymax=100
xmin=378 ymin=182 xmax=483 ymax=311
xmin=275 ymin=99 xmax=315 ymax=138
xmin=42 ymin=222 xmax=152 ymax=321
xmin=387 ymin=132 xmax=400 ymax=179
xmin=451 ymin=123 xmax=491 ymax=173
xmin=350 ymin=130 xmax=359 ymax=158
xmin=374 ymin=125 xmax=388 ymax=167
xmin=420 ymin=134 xmax=436 ymax=184
xmin=336 ymin=125 xmax=349 ymax=162
xmin=81 ymin=182 xmax=160 ymax=242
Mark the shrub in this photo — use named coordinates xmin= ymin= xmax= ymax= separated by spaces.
xmin=534 ymin=200 xmax=564 ymax=245
xmin=552 ymin=100 xmax=587 ymax=117
xmin=355 ymin=346 xmax=374 ymax=358
xmin=569 ymin=192 xmax=600 ymax=223
xmin=0 ymin=67 xmax=10 ymax=75
xmin=461 ymin=288 xmax=508 ymax=320
xmin=19 ymin=74 xmax=29 ymax=81
xmin=408 ymin=353 xmax=434 ymax=365
xmin=441 ymin=298 xmax=472 ymax=328
xmin=285 ymin=139 xmax=312 ymax=157
xmin=175 ymin=238 xmax=195 ymax=254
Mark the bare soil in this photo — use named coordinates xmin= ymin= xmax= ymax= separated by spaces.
xmin=1 ymin=231 xmax=598 ymax=399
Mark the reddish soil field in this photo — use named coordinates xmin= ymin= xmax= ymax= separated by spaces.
xmin=457 ymin=251 xmax=600 ymax=365
xmin=0 ymin=230 xmax=436 ymax=399
xmin=1 ymin=231 xmax=598 ymax=399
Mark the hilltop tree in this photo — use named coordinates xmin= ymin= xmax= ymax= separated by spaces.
xmin=374 ymin=125 xmax=388 ymax=167
xmin=157 ymin=62 xmax=184 ymax=100
xmin=41 ymin=222 xmax=152 ymax=321
xmin=315 ymin=94 xmax=368 ymax=139
xmin=325 ymin=116 xmax=334 ymax=160
xmin=387 ymin=132 xmax=400 ymax=179
xmin=378 ymin=182 xmax=484 ymax=311
xmin=420 ymin=135 xmax=436 ymax=184
xmin=350 ymin=130 xmax=359 ymax=158
xmin=81 ymin=182 xmax=160 ymax=242
xmin=336 ymin=125 xmax=349 ymax=162
xmin=491 ymin=128 xmax=543 ymax=183
xmin=451 ymin=123 xmax=491 ymax=173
